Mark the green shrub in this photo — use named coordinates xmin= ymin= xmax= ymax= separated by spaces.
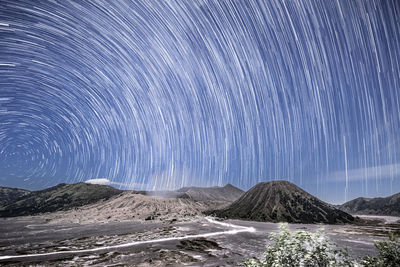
xmin=361 ymin=232 xmax=400 ymax=267
xmin=243 ymin=223 xmax=356 ymax=267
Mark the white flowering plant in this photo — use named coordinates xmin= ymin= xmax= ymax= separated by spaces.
xmin=243 ymin=223 xmax=356 ymax=267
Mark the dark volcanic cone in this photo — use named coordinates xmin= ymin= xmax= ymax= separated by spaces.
xmin=208 ymin=180 xmax=354 ymax=224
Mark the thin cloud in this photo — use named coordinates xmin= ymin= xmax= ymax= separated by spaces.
xmin=85 ymin=178 xmax=111 ymax=185
xmin=328 ymin=163 xmax=400 ymax=182
xmin=84 ymin=178 xmax=143 ymax=189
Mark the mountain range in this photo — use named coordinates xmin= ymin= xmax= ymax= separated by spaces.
xmin=1 ymin=180 xmax=398 ymax=224
xmin=0 ymin=183 xmax=244 ymax=219
xmin=339 ymin=192 xmax=400 ymax=216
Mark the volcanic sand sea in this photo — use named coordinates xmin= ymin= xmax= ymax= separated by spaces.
xmin=0 ymin=215 xmax=399 ymax=266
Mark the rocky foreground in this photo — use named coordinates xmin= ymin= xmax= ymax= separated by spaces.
xmin=1 ymin=214 xmax=399 ymax=266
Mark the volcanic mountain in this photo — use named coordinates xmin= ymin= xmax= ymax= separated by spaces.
xmin=176 ymin=184 xmax=244 ymax=202
xmin=0 ymin=182 xmax=243 ymax=220
xmin=144 ymin=184 xmax=244 ymax=207
xmin=45 ymin=191 xmax=212 ymax=224
xmin=339 ymin=193 xmax=400 ymax=216
xmin=15 ymin=183 xmax=244 ymax=224
xmin=208 ymin=180 xmax=354 ymax=224
xmin=0 ymin=182 xmax=122 ymax=217
xmin=0 ymin=186 xmax=30 ymax=206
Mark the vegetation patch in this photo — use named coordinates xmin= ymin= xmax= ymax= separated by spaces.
xmin=243 ymin=223 xmax=355 ymax=267
xmin=243 ymin=223 xmax=400 ymax=267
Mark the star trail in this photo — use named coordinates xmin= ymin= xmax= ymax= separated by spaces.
xmin=0 ymin=0 xmax=399 ymax=203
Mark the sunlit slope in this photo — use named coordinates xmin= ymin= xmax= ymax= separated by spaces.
xmin=47 ymin=191 xmax=212 ymax=224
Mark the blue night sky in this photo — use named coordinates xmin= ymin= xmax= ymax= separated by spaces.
xmin=0 ymin=0 xmax=399 ymax=204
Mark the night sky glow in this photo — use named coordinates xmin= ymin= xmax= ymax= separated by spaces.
xmin=0 ymin=0 xmax=399 ymax=203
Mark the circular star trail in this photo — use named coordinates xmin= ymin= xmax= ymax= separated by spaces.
xmin=0 ymin=0 xmax=399 ymax=203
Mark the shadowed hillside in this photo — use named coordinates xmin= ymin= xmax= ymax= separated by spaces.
xmin=0 ymin=182 xmax=122 ymax=217
xmin=208 ymin=180 xmax=354 ymax=224
xmin=0 ymin=186 xmax=30 ymax=206
xmin=339 ymin=193 xmax=400 ymax=216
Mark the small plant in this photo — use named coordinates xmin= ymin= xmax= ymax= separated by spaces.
xmin=243 ymin=223 xmax=355 ymax=267
xmin=361 ymin=232 xmax=400 ymax=267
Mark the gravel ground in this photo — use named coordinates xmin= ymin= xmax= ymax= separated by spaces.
xmin=0 ymin=215 xmax=399 ymax=266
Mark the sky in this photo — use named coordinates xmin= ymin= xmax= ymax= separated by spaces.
xmin=0 ymin=0 xmax=399 ymax=204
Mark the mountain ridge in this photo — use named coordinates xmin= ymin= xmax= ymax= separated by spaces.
xmin=339 ymin=193 xmax=400 ymax=216
xmin=0 ymin=182 xmax=123 ymax=217
xmin=0 ymin=182 xmax=244 ymax=218
xmin=0 ymin=186 xmax=31 ymax=206
xmin=143 ymin=183 xmax=244 ymax=203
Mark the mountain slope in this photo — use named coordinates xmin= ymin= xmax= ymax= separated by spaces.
xmin=45 ymin=191 xmax=210 ymax=224
xmin=339 ymin=193 xmax=400 ymax=216
xmin=208 ymin=181 xmax=354 ymax=224
xmin=0 ymin=186 xmax=30 ymax=206
xmin=176 ymin=184 xmax=244 ymax=202
xmin=144 ymin=184 xmax=244 ymax=208
xmin=0 ymin=182 xmax=122 ymax=217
